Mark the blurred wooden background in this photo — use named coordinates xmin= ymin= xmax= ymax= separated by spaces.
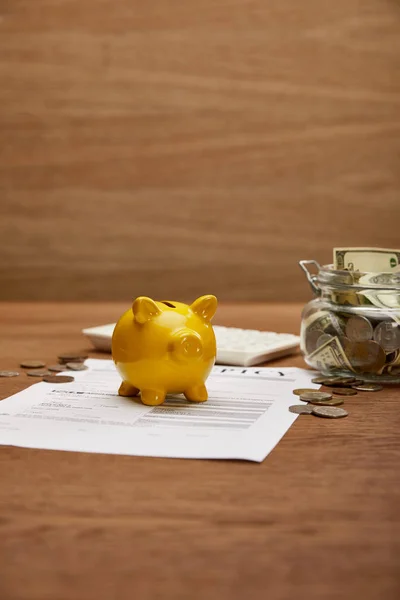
xmin=1 ymin=0 xmax=399 ymax=301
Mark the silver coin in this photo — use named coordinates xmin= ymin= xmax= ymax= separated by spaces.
xmin=289 ymin=404 xmax=313 ymax=415
xmin=26 ymin=370 xmax=51 ymax=377
xmin=0 ymin=370 xmax=20 ymax=377
xmin=312 ymin=406 xmax=348 ymax=419
xmin=352 ymin=383 xmax=383 ymax=392
xmin=373 ymin=321 xmax=400 ymax=352
xmin=65 ymin=362 xmax=88 ymax=371
xmin=345 ymin=316 xmax=373 ymax=342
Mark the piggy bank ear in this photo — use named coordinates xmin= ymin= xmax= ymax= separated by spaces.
xmin=132 ymin=297 xmax=161 ymax=324
xmin=190 ymin=295 xmax=217 ymax=321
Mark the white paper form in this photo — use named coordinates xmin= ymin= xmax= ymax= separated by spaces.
xmin=0 ymin=359 xmax=318 ymax=462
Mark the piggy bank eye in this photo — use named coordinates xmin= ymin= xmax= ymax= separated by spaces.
xmin=161 ymin=301 xmax=176 ymax=308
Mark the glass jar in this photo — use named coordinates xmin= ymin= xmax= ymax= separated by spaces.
xmin=299 ymin=260 xmax=400 ymax=383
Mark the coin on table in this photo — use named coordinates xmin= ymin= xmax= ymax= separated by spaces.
xmin=48 ymin=364 xmax=68 ymax=372
xmin=316 ymin=377 xmax=346 ymax=386
xmin=311 ymin=406 xmax=348 ymax=419
xmin=58 ymin=353 xmax=88 ymax=363
xmin=350 ymin=378 xmax=365 ymax=386
xmin=345 ymin=340 xmax=386 ymax=373
xmin=43 ymin=375 xmax=75 ymax=384
xmin=299 ymin=391 xmax=332 ymax=402
xmin=373 ymin=321 xmax=400 ymax=352
xmin=26 ymin=370 xmax=51 ymax=377
xmin=320 ymin=376 xmax=356 ymax=387
xmin=289 ymin=404 xmax=313 ymax=415
xmin=311 ymin=376 xmax=327 ymax=384
xmin=20 ymin=360 xmax=46 ymax=369
xmin=352 ymin=383 xmax=383 ymax=392
xmin=345 ymin=315 xmax=373 ymax=342
xmin=332 ymin=376 xmax=356 ymax=385
xmin=293 ymin=388 xmax=319 ymax=396
xmin=0 ymin=370 xmax=20 ymax=377
xmin=331 ymin=387 xmax=357 ymax=396
xmin=308 ymin=397 xmax=344 ymax=406
xmin=66 ymin=362 xmax=88 ymax=371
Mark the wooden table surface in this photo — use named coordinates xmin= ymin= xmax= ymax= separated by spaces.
xmin=0 ymin=303 xmax=399 ymax=600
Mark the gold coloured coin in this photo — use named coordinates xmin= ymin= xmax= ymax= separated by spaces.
xmin=308 ymin=397 xmax=344 ymax=406
xmin=320 ymin=376 xmax=356 ymax=387
xmin=293 ymin=388 xmax=319 ymax=396
xmin=58 ymin=353 xmax=88 ymax=364
xmin=289 ymin=405 xmax=313 ymax=415
xmin=332 ymin=388 xmax=357 ymax=396
xmin=299 ymin=391 xmax=332 ymax=402
xmin=311 ymin=376 xmax=327 ymax=384
xmin=345 ymin=341 xmax=386 ymax=373
xmin=20 ymin=360 xmax=46 ymax=369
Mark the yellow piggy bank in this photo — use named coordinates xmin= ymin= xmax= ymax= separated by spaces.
xmin=112 ymin=295 xmax=217 ymax=405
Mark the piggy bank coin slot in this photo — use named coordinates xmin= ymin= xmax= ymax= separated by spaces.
xmin=161 ymin=301 xmax=176 ymax=308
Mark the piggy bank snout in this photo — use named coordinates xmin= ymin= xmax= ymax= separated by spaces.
xmin=170 ymin=330 xmax=203 ymax=361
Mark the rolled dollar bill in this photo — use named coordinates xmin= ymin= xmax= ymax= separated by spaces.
xmin=302 ymin=309 xmax=345 ymax=336
xmin=334 ymin=248 xmax=400 ymax=272
xmin=357 ymin=290 xmax=400 ymax=323
xmin=308 ymin=336 xmax=355 ymax=373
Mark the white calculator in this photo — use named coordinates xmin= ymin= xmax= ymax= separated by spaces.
xmin=83 ymin=323 xmax=300 ymax=367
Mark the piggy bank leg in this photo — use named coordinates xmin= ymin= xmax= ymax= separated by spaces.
xmin=141 ymin=389 xmax=166 ymax=406
xmin=118 ymin=381 xmax=140 ymax=397
xmin=184 ymin=384 xmax=208 ymax=403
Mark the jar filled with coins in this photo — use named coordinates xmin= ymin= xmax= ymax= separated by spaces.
xmin=299 ymin=260 xmax=400 ymax=383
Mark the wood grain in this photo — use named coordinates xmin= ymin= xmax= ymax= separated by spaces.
xmin=0 ymin=1 xmax=400 ymax=301
xmin=0 ymin=302 xmax=399 ymax=600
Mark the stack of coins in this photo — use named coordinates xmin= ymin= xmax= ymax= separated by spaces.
xmin=302 ymin=310 xmax=400 ymax=378
xmin=289 ymin=374 xmax=383 ymax=419
xmin=0 ymin=352 xmax=89 ymax=383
